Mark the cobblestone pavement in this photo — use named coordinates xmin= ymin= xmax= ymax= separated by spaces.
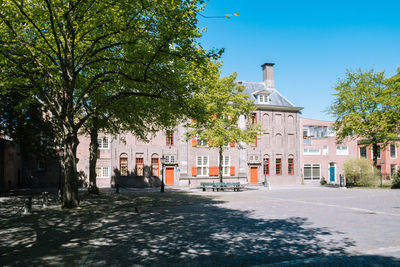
xmin=0 ymin=186 xmax=399 ymax=266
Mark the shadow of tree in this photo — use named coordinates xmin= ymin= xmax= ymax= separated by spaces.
xmin=0 ymin=191 xmax=399 ymax=266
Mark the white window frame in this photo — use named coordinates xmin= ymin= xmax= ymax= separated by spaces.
xmin=303 ymin=148 xmax=321 ymax=155
xmin=303 ymin=164 xmax=321 ymax=180
xmin=96 ymin=166 xmax=110 ymax=178
xmin=336 ymin=145 xmax=348 ymax=156
xmin=258 ymin=94 xmax=270 ymax=104
xmin=359 ymin=146 xmax=367 ymax=158
xmin=164 ymin=154 xmax=177 ymax=164
xmin=98 ymin=137 xmax=110 ymax=149
xmin=197 ymin=139 xmax=208 ymax=147
xmin=322 ymin=146 xmax=328 ymax=156
xmin=390 ymin=144 xmax=397 ymax=159
xmin=220 ymin=155 xmax=230 ymax=176
xmin=196 ymin=156 xmax=209 ymax=176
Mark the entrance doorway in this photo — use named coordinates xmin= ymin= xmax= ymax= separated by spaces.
xmin=165 ymin=167 xmax=174 ymax=185
xmin=250 ymin=167 xmax=258 ymax=183
xmin=329 ymin=163 xmax=336 ymax=183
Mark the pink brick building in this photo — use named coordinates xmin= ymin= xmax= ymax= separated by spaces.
xmin=300 ymin=118 xmax=358 ymax=184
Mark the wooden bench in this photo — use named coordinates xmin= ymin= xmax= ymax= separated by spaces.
xmin=200 ymin=182 xmax=243 ymax=192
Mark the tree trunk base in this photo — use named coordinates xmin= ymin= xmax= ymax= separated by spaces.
xmin=88 ymin=185 xmax=100 ymax=195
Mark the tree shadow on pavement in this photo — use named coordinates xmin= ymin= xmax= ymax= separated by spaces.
xmin=1 ymin=190 xmax=399 ymax=266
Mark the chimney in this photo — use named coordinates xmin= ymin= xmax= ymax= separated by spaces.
xmin=261 ymin=62 xmax=275 ymax=88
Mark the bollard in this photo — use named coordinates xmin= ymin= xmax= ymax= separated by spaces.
xmin=24 ymin=196 xmax=32 ymax=214
xmin=115 ymin=183 xmax=120 ymax=194
xmin=42 ymin=192 xmax=49 ymax=208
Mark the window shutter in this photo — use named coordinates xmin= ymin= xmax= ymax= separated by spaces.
xmin=192 ymin=139 xmax=197 ymax=147
xmin=230 ymin=166 xmax=235 ymax=176
xmin=192 ymin=167 xmax=197 ymax=177
xmin=230 ymin=142 xmax=235 ymax=147
xmin=209 ymin=166 xmax=219 ymax=176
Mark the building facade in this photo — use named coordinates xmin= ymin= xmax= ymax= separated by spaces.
xmin=76 ymin=63 xmax=304 ymax=188
xmin=300 ymin=118 xmax=358 ymax=184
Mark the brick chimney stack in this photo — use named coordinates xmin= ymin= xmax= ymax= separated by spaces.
xmin=261 ymin=62 xmax=275 ymax=88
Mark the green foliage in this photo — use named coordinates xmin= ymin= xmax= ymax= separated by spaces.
xmin=328 ymin=69 xmax=400 ymax=166
xmin=187 ymin=72 xmax=260 ymax=182
xmin=320 ymin=177 xmax=327 ymax=185
xmin=0 ymin=0 xmax=220 ymax=207
xmin=343 ymin=158 xmax=380 ymax=187
xmin=391 ymin=169 xmax=400 ymax=189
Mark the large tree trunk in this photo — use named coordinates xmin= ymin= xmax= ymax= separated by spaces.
xmin=62 ymin=132 xmax=80 ymax=208
xmin=372 ymin=142 xmax=378 ymax=167
xmin=219 ymin=146 xmax=223 ymax=183
xmin=88 ymin=120 xmax=99 ymax=194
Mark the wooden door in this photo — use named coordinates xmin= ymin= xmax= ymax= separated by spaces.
xmin=250 ymin=167 xmax=258 ymax=183
xmin=166 ymin=167 xmax=174 ymax=185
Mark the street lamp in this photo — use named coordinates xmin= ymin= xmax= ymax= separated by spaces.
xmin=160 ymin=156 xmax=165 ymax=193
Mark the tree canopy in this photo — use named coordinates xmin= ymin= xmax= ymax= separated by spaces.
xmin=0 ymin=0 xmax=220 ymax=208
xmin=328 ymin=69 xmax=399 ymax=166
xmin=187 ymin=72 xmax=260 ymax=182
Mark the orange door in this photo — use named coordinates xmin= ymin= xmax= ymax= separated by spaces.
xmin=166 ymin=168 xmax=174 ymax=185
xmin=250 ymin=167 xmax=258 ymax=183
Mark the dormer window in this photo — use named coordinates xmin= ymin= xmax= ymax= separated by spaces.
xmin=258 ymin=94 xmax=270 ymax=104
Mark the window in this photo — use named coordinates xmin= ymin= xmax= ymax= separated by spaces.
xmin=322 ymin=146 xmax=328 ymax=156
xmin=288 ymin=158 xmax=294 ymax=175
xmin=96 ymin=167 xmax=109 ymax=178
xmin=359 ymin=147 xmax=367 ymax=158
xmin=303 ymin=148 xmax=321 ymax=155
xmin=120 ymin=157 xmax=128 ymax=176
xmin=97 ymin=137 xmax=109 ymax=149
xmin=258 ymin=95 xmax=269 ymax=104
xmin=276 ymin=158 xmax=282 ymax=175
xmin=196 ymin=156 xmax=209 ymax=176
xmin=336 ymin=145 xmax=348 ymax=155
xmin=248 ymin=155 xmax=260 ymax=163
xmin=263 ymin=158 xmax=270 ymax=175
xmin=221 ymin=156 xmax=230 ymax=176
xmin=390 ymin=144 xmax=397 ymax=158
xmin=303 ymin=126 xmax=328 ymax=138
xmin=164 ymin=154 xmax=176 ymax=164
xmin=197 ymin=139 xmax=208 ymax=147
xmin=251 ymin=113 xmax=257 ymax=147
xmin=37 ymin=160 xmax=46 ymax=171
xmin=136 ymin=158 xmax=144 ymax=176
xmin=303 ymin=164 xmax=320 ymax=180
xmin=166 ymin=131 xmax=174 ymax=146
xmin=151 ymin=158 xmax=159 ymax=176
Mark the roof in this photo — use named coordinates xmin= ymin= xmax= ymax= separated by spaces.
xmin=238 ymin=81 xmax=298 ymax=108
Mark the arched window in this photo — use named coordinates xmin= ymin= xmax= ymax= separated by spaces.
xmin=120 ymin=153 xmax=128 ymax=176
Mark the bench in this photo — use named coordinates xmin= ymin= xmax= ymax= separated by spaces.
xmin=200 ymin=182 xmax=243 ymax=192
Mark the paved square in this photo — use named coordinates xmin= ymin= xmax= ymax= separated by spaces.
xmin=1 ymin=186 xmax=399 ymax=266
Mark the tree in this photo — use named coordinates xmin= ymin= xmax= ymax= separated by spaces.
xmin=187 ymin=73 xmax=259 ymax=182
xmin=328 ymin=69 xmax=399 ymax=166
xmin=0 ymin=0 xmax=220 ymax=208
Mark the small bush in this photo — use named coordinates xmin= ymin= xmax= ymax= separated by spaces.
xmin=343 ymin=158 xmax=380 ymax=187
xmin=320 ymin=177 xmax=327 ymax=185
xmin=392 ymin=170 xmax=400 ymax=189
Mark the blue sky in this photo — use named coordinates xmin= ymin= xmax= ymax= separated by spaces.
xmin=197 ymin=0 xmax=400 ymax=121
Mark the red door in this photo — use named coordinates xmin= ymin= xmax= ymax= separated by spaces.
xmin=250 ymin=167 xmax=258 ymax=183
xmin=166 ymin=168 xmax=174 ymax=185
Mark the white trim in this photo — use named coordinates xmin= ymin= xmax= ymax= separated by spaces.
xmin=196 ymin=155 xmax=209 ymax=176
xmin=390 ymin=144 xmax=397 ymax=159
xmin=98 ymin=137 xmax=110 ymax=149
xmin=336 ymin=145 xmax=348 ymax=156
xmin=96 ymin=166 xmax=110 ymax=178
